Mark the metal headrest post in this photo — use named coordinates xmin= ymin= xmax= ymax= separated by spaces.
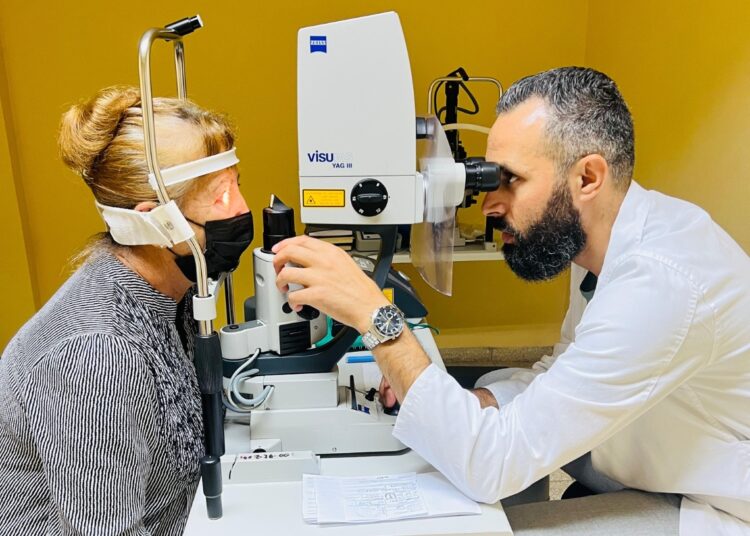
xmin=137 ymin=15 xmax=225 ymax=520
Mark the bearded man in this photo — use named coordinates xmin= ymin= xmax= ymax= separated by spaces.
xmin=272 ymin=67 xmax=750 ymax=535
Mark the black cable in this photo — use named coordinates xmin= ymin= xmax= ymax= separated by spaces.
xmin=434 ymin=80 xmax=480 ymax=123
xmin=456 ymin=81 xmax=480 ymax=116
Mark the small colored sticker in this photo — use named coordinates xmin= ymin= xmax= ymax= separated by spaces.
xmin=382 ymin=288 xmax=394 ymax=303
xmin=302 ymin=189 xmax=345 ymax=207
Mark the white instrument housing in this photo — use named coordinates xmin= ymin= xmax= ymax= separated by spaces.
xmin=297 ymin=12 xmax=424 ymax=225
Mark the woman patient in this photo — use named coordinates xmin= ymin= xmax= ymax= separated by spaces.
xmin=0 ymin=86 xmax=251 ymax=534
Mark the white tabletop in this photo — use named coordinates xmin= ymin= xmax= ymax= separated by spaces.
xmin=185 ymin=448 xmax=513 ymax=535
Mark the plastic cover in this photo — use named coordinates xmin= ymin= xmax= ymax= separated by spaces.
xmin=411 ymin=116 xmax=460 ymax=296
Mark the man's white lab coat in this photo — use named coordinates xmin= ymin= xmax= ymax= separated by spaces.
xmin=393 ymin=181 xmax=750 ymax=535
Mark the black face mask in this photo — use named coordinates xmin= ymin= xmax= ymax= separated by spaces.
xmin=173 ymin=212 xmax=254 ymax=282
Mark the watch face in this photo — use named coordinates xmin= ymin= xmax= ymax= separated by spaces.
xmin=374 ymin=305 xmax=404 ymax=337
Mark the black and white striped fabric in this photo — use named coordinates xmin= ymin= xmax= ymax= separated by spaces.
xmin=0 ymin=252 xmax=205 ymax=535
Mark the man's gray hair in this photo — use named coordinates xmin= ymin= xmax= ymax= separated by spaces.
xmin=497 ymin=67 xmax=634 ymax=188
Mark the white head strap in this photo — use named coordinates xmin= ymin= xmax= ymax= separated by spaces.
xmin=96 ymin=147 xmax=240 ymax=247
xmin=95 ymin=200 xmax=194 ymax=247
xmin=148 ymin=147 xmax=239 ymax=190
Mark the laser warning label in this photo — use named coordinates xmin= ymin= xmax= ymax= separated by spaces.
xmin=303 ymin=189 xmax=345 ymax=207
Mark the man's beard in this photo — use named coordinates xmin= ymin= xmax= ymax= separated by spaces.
xmin=491 ymin=182 xmax=587 ymax=282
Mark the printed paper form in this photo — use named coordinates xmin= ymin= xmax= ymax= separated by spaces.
xmin=303 ymin=471 xmax=481 ymax=525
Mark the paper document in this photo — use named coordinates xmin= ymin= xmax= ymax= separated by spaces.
xmin=302 ymin=471 xmax=481 ymax=524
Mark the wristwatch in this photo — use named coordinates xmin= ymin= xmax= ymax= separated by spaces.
xmin=361 ymin=304 xmax=405 ymax=350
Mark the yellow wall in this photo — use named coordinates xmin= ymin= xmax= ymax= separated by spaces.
xmin=0 ymin=42 xmax=36 ymax=345
xmin=1 ymin=0 xmax=586 ymax=351
xmin=585 ymin=0 xmax=750 ymax=252
xmin=5 ymin=2 xmax=747 ymax=353
xmin=4 ymin=1 xmax=748 ymax=354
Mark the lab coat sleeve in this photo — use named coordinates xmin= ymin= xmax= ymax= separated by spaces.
xmin=393 ymin=254 xmax=713 ymax=503
xmin=475 ymin=263 xmax=589 ymax=404
xmin=24 ymin=333 xmax=155 ymax=535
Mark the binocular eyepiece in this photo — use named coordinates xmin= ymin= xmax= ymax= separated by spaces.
xmin=464 ymin=157 xmax=501 ymax=194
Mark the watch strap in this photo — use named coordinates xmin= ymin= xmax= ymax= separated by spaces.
xmin=361 ymin=331 xmax=381 ymax=351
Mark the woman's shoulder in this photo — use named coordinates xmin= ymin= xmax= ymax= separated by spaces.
xmin=3 ymin=253 xmax=175 ymax=371
xmin=30 ymin=331 xmax=152 ymax=377
xmin=1 ymin=330 xmax=157 ymax=421
xmin=20 ymin=252 xmax=180 ymax=343
xmin=12 ymin=256 xmax=119 ymax=339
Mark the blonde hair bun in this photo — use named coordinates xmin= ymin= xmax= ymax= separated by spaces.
xmin=59 ymin=86 xmax=142 ymax=179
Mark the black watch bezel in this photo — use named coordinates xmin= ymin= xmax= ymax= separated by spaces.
xmin=372 ymin=304 xmax=405 ymax=339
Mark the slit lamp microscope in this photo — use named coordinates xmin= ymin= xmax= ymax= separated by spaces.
xmin=135 ymin=11 xmax=502 ymax=520
xmin=218 ymin=11 xmax=501 ymax=463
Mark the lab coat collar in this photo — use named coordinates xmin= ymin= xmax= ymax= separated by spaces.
xmin=598 ymin=180 xmax=651 ymax=286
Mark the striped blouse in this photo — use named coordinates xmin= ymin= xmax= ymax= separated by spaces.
xmin=0 ymin=252 xmax=205 ymax=535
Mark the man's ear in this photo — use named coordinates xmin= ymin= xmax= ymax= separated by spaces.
xmin=133 ymin=201 xmax=158 ymax=213
xmin=571 ymin=154 xmax=608 ymax=202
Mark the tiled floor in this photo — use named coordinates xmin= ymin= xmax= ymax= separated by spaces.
xmin=549 ymin=469 xmax=574 ymax=500
xmin=441 ymin=346 xmax=553 ymax=368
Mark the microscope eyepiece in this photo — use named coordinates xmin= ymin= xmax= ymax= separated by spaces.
xmin=262 ymin=195 xmax=296 ymax=252
xmin=464 ymin=158 xmax=501 ymax=194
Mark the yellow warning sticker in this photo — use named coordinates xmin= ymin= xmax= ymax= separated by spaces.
xmin=382 ymin=288 xmax=394 ymax=303
xmin=303 ymin=189 xmax=345 ymax=208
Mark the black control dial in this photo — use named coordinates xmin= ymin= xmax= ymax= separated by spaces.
xmin=351 ymin=179 xmax=388 ymax=217
xmin=297 ymin=305 xmax=320 ymax=321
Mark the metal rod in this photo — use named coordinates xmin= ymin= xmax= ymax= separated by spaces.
xmin=174 ymin=41 xmax=187 ymax=99
xmin=224 ymin=272 xmax=236 ymax=325
xmin=137 ymin=18 xmax=224 ymax=522
xmin=137 ymin=27 xmax=211 ymax=336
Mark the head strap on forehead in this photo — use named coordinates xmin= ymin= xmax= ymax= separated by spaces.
xmin=147 ymin=147 xmax=239 ymax=191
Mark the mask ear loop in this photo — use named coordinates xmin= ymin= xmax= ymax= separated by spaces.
xmin=184 ymin=217 xmax=205 ymax=229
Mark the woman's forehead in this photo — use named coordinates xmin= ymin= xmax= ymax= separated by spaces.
xmin=201 ymin=167 xmax=236 ymax=194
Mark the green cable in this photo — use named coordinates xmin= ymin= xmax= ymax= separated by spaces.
xmin=314 ymin=317 xmax=441 ymax=350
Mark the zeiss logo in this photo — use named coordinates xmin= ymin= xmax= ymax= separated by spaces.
xmin=310 ymin=35 xmax=327 ymax=53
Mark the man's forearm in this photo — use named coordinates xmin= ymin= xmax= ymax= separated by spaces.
xmin=372 ymin=328 xmax=431 ymax=403
xmin=372 ymin=331 xmax=501 ymax=409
